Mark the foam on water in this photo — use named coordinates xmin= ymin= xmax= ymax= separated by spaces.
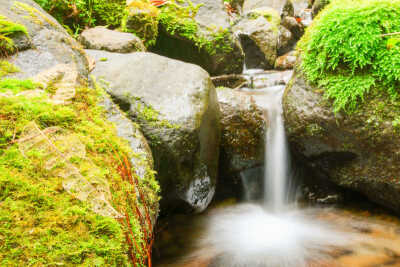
xmin=200 ymin=204 xmax=350 ymax=267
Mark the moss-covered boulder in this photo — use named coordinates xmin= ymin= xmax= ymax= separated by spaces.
xmin=1 ymin=0 xmax=88 ymax=81
xmin=87 ymin=50 xmax=220 ymax=213
xmin=283 ymin=0 xmax=400 ymax=213
xmin=0 ymin=1 xmax=159 ymax=264
xmin=233 ymin=8 xmax=280 ymax=69
xmin=152 ymin=0 xmax=244 ymax=75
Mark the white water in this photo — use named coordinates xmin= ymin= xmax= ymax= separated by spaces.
xmin=262 ymin=85 xmax=289 ymax=211
xmin=195 ymin=71 xmax=352 ymax=266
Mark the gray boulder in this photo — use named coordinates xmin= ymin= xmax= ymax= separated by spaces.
xmin=80 ymin=26 xmax=146 ymax=53
xmin=154 ymin=0 xmax=244 ymax=75
xmin=88 ymin=50 xmax=220 ymax=212
xmin=1 ymin=0 xmax=88 ymax=81
xmin=283 ymin=67 xmax=400 ymax=213
xmin=233 ymin=8 xmax=280 ymax=69
xmin=216 ymin=87 xmax=265 ymax=200
xmin=278 ymin=25 xmax=295 ymax=55
xmin=217 ymin=87 xmax=265 ymax=175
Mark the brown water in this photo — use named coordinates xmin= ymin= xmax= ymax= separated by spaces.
xmin=153 ymin=202 xmax=400 ymax=267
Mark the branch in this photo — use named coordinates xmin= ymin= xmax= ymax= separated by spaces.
xmin=381 ymin=32 xmax=400 ymax=37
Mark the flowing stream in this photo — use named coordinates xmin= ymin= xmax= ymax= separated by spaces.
xmin=154 ymin=70 xmax=400 ymax=267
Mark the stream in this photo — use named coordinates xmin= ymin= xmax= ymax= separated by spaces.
xmin=153 ymin=69 xmax=400 ymax=267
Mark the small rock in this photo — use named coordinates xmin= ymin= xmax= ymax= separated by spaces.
xmin=278 ymin=25 xmax=295 ymax=55
xmin=80 ymin=26 xmax=146 ymax=53
xmin=281 ymin=16 xmax=304 ymax=39
xmin=275 ymin=50 xmax=297 ymax=70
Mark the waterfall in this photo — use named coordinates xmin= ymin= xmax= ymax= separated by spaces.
xmin=263 ymin=85 xmax=289 ymax=211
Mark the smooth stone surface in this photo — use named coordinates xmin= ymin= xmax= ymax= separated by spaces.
xmin=80 ymin=26 xmax=146 ymax=53
xmin=88 ymin=50 xmax=220 ymax=213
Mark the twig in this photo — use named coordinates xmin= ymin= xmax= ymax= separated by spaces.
xmin=381 ymin=32 xmax=400 ymax=37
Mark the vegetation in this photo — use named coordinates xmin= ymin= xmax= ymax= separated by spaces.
xmin=298 ymin=0 xmax=400 ymax=113
xmin=122 ymin=1 xmax=160 ymax=47
xmin=34 ymin=0 xmax=126 ymax=34
xmin=0 ymin=61 xmax=159 ymax=266
xmin=158 ymin=0 xmax=233 ymax=55
xmin=0 ymin=15 xmax=28 ymax=57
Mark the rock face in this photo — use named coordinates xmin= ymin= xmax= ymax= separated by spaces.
xmin=233 ymin=9 xmax=280 ymax=69
xmin=312 ymin=0 xmax=330 ymax=18
xmin=87 ymin=50 xmax=220 ymax=213
xmin=153 ymin=0 xmax=244 ymax=75
xmin=284 ymin=67 xmax=400 ymax=213
xmin=1 ymin=0 xmax=88 ymax=81
xmin=80 ymin=27 xmax=146 ymax=53
xmin=217 ymin=87 xmax=265 ymax=175
xmin=278 ymin=25 xmax=295 ymax=55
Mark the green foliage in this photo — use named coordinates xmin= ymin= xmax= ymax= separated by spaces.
xmin=34 ymin=0 xmax=126 ymax=33
xmin=0 ymin=15 xmax=28 ymax=57
xmin=0 ymin=61 xmax=159 ymax=265
xmin=121 ymin=1 xmax=160 ymax=47
xmin=299 ymin=0 xmax=400 ymax=113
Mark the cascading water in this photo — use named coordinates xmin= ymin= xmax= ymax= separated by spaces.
xmin=263 ymin=85 xmax=289 ymax=211
xmin=194 ymin=70 xmax=352 ymax=267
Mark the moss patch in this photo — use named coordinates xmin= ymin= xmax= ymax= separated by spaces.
xmin=0 ymin=15 xmax=28 ymax=57
xmin=0 ymin=62 xmax=159 ymax=265
xmin=298 ymin=0 xmax=400 ymax=113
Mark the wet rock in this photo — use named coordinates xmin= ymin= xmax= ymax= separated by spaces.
xmin=88 ymin=50 xmax=220 ymax=213
xmin=312 ymin=0 xmax=330 ymax=18
xmin=99 ymin=93 xmax=159 ymax=224
xmin=278 ymin=25 xmax=295 ymax=55
xmin=80 ymin=26 xmax=146 ymax=53
xmin=217 ymin=87 xmax=265 ymax=175
xmin=282 ymin=0 xmax=295 ymax=18
xmin=275 ymin=50 xmax=297 ymax=70
xmin=153 ymin=0 xmax=244 ymax=75
xmin=281 ymin=16 xmax=304 ymax=39
xmin=233 ymin=8 xmax=280 ymax=69
xmin=1 ymin=0 xmax=88 ymax=81
xmin=243 ymin=0 xmax=285 ymax=12
xmin=283 ymin=66 xmax=400 ymax=214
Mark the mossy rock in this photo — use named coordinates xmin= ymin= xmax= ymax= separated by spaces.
xmin=151 ymin=0 xmax=244 ymax=75
xmin=283 ymin=66 xmax=400 ymax=214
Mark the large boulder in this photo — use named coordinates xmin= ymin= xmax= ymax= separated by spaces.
xmin=87 ymin=50 xmax=220 ymax=213
xmin=1 ymin=0 xmax=88 ymax=82
xmin=80 ymin=26 xmax=146 ymax=53
xmin=283 ymin=67 xmax=400 ymax=213
xmin=152 ymin=0 xmax=244 ymax=75
xmin=216 ymin=87 xmax=265 ymax=199
xmin=233 ymin=8 xmax=280 ymax=69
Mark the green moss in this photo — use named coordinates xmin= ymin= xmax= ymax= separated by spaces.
xmin=0 ymin=15 xmax=28 ymax=57
xmin=34 ymin=0 xmax=126 ymax=33
xmin=158 ymin=0 xmax=233 ymax=55
xmin=0 ymin=78 xmax=39 ymax=93
xmin=0 ymin=61 xmax=159 ymax=265
xmin=298 ymin=0 xmax=400 ymax=113
xmin=0 ymin=61 xmax=19 ymax=78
